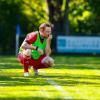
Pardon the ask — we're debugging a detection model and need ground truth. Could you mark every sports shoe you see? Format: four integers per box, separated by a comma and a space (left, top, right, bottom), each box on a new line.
34, 69, 38, 76
24, 72, 29, 77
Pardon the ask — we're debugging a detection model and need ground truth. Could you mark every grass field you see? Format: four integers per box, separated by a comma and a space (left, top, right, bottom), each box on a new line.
0, 55, 100, 100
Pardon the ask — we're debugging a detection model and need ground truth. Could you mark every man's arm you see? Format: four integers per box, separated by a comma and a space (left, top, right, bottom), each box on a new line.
21, 33, 44, 55
45, 35, 52, 56
21, 33, 37, 50
21, 40, 36, 50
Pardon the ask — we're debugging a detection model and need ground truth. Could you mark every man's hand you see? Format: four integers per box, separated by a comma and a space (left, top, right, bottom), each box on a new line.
37, 48, 44, 55
48, 35, 53, 41
45, 35, 52, 56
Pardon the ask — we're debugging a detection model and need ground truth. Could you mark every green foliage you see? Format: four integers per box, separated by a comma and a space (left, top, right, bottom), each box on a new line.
20, 0, 48, 31
0, 0, 22, 54
87, 0, 100, 34
47, 0, 100, 35
69, 0, 96, 35
0, 0, 100, 54
0, 0, 48, 54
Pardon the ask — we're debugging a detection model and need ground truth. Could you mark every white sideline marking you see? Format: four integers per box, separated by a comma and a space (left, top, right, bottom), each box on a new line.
40, 89, 50, 98
40, 71, 73, 100
46, 79, 73, 100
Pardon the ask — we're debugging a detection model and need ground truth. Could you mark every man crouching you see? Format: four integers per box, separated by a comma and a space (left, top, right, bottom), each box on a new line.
18, 23, 54, 76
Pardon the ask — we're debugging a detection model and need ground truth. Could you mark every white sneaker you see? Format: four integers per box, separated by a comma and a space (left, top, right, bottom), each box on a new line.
34, 69, 38, 76
24, 72, 29, 77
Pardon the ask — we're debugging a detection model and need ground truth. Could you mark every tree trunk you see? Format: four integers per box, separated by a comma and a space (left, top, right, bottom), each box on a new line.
47, 0, 70, 35
47, 0, 63, 35
63, 0, 70, 35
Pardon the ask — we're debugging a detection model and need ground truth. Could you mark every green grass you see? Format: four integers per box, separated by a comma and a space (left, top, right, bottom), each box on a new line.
0, 55, 100, 100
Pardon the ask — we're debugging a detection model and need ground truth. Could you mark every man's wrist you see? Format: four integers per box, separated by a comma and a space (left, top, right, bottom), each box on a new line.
35, 46, 38, 50
30, 46, 38, 50
30, 46, 36, 50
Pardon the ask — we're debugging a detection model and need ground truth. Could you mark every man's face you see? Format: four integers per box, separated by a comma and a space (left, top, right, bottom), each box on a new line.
43, 27, 51, 38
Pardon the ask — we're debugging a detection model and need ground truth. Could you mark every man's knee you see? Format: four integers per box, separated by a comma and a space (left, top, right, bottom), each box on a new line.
41, 56, 54, 67
49, 57, 54, 66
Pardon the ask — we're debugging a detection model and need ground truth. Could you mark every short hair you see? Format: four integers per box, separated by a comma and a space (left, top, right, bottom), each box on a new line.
39, 23, 52, 31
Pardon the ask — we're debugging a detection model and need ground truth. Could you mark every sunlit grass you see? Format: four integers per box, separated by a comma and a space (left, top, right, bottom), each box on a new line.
0, 55, 100, 100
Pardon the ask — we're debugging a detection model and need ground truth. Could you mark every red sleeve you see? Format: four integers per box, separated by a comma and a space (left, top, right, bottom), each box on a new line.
26, 32, 37, 44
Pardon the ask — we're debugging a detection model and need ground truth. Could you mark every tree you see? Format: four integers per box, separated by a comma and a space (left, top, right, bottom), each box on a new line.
47, 0, 100, 36
47, 0, 70, 35
88, 0, 100, 34
0, 0, 48, 54
69, 0, 96, 35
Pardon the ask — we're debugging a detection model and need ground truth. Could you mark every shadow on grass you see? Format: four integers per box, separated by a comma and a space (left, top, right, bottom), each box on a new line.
1, 63, 100, 70
53, 55, 100, 63
0, 56, 23, 69
53, 64, 100, 70
0, 56, 100, 70
0, 75, 50, 86
0, 64, 23, 69
0, 97, 86, 100
44, 74, 100, 80
0, 56, 19, 63
0, 73, 100, 87
0, 56, 100, 87
43, 74, 100, 86
54, 79, 100, 86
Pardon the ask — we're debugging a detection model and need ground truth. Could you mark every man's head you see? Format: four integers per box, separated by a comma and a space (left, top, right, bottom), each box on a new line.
39, 23, 52, 38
